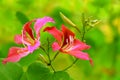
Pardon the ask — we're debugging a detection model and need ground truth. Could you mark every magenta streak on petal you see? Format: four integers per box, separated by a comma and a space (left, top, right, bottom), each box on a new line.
27, 40, 40, 53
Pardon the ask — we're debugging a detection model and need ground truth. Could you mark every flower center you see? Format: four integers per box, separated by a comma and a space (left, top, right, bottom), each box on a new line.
26, 32, 35, 45
62, 35, 74, 52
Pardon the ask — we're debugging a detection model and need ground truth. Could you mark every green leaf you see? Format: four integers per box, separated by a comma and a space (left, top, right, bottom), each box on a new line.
53, 71, 71, 80
20, 72, 28, 80
0, 61, 23, 80
27, 62, 52, 80
16, 11, 29, 25
19, 50, 40, 66
27, 62, 72, 80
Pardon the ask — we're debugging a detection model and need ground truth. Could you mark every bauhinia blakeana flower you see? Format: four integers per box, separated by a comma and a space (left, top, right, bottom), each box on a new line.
44, 25, 92, 65
15, 16, 55, 53
2, 17, 54, 64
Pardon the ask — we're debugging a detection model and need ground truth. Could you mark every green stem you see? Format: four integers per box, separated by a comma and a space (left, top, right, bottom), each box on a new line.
47, 38, 56, 72
39, 46, 49, 58
50, 64, 56, 72
73, 26, 81, 34
51, 52, 59, 62
40, 46, 56, 72
47, 38, 51, 64
63, 59, 78, 71
81, 13, 86, 41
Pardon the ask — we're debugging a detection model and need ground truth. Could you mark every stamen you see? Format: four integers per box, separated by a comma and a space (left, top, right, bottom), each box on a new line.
69, 35, 74, 44
25, 32, 35, 45
66, 39, 68, 43
62, 35, 74, 52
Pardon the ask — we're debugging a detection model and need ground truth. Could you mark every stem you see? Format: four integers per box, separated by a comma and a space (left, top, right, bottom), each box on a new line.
73, 26, 81, 34
50, 64, 56, 72
87, 27, 93, 32
81, 13, 86, 41
63, 59, 78, 71
40, 46, 48, 55
47, 38, 56, 72
63, 13, 86, 71
47, 38, 51, 64
40, 45, 56, 72
51, 52, 59, 62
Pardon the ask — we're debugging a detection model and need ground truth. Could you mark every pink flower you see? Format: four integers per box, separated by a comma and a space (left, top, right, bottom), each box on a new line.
2, 17, 54, 64
15, 16, 54, 53
2, 47, 29, 64
44, 25, 92, 64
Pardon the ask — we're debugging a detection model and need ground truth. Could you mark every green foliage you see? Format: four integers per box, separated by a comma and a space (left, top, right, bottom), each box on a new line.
0, 62, 23, 80
0, 0, 120, 80
27, 62, 71, 80
18, 50, 40, 66
16, 11, 29, 25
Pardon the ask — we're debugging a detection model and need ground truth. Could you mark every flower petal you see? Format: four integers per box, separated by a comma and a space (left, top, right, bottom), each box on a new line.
44, 27, 63, 44
70, 39, 91, 51
62, 24, 75, 37
27, 40, 40, 53
2, 47, 29, 64
67, 50, 90, 60
14, 34, 22, 44
34, 16, 55, 38
22, 21, 35, 45
61, 25, 75, 46
52, 42, 61, 51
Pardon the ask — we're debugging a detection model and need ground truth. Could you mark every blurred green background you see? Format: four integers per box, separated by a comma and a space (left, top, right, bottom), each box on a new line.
0, 0, 120, 80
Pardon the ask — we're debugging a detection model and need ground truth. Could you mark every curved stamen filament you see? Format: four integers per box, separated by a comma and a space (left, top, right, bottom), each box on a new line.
62, 35, 74, 52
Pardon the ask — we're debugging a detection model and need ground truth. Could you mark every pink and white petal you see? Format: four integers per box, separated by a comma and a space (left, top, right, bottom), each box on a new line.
34, 16, 55, 37
2, 47, 29, 64
14, 34, 22, 44
2, 55, 21, 64
52, 42, 61, 51
44, 27, 63, 44
27, 40, 40, 53
67, 51, 90, 60
70, 39, 91, 51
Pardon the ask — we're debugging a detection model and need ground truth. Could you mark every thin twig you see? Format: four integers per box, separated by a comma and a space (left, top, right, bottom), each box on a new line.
63, 58, 78, 71
40, 45, 56, 72
51, 52, 59, 62
47, 38, 56, 72
47, 38, 51, 63
73, 26, 81, 34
